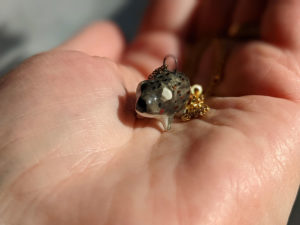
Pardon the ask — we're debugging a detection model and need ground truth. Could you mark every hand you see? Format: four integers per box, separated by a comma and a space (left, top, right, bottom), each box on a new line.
0, 0, 299, 224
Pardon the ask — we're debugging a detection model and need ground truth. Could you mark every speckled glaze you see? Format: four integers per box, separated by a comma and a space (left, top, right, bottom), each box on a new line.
135, 65, 190, 131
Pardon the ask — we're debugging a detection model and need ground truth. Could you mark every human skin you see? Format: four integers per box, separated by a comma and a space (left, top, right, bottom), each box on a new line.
0, 0, 300, 224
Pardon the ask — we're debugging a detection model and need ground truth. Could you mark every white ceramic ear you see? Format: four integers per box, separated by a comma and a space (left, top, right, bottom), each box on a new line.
161, 87, 173, 101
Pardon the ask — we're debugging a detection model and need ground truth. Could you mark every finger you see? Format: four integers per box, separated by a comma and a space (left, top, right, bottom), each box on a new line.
231, 0, 267, 26
195, 0, 237, 37
123, 0, 197, 77
228, 0, 267, 38
213, 0, 300, 99
123, 31, 181, 77
262, 0, 300, 51
57, 21, 125, 60
140, 0, 198, 34
215, 42, 300, 101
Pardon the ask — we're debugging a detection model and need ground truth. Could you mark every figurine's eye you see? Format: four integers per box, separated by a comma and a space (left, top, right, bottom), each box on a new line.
141, 83, 147, 92
136, 98, 147, 112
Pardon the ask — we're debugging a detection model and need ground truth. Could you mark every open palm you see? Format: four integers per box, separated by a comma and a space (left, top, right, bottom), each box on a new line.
1, 0, 300, 224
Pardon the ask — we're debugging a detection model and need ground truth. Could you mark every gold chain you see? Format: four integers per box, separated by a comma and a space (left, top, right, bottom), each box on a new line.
180, 23, 259, 121
181, 39, 229, 121
204, 39, 227, 97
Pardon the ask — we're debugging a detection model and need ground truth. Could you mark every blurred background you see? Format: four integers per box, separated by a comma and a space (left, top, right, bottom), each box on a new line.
0, 0, 148, 75
0, 0, 299, 224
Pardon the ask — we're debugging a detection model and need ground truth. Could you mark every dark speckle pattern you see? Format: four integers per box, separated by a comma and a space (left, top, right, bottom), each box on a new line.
136, 66, 190, 117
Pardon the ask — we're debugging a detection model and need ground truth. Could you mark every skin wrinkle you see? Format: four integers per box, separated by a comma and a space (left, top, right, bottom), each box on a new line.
204, 108, 260, 143
174, 169, 184, 225
257, 123, 299, 188
236, 162, 263, 205
0, 106, 105, 154
214, 175, 239, 225
106, 131, 162, 224
5, 117, 120, 200
21, 153, 117, 224
187, 124, 251, 171
148, 123, 204, 165
270, 54, 300, 100
66, 141, 117, 174
51, 120, 103, 156
0, 87, 118, 129
40, 124, 117, 171
147, 152, 178, 225
129, 129, 161, 169
51, 147, 105, 164
227, 152, 263, 224
268, 117, 300, 178
242, 44, 280, 81
257, 50, 281, 82
86, 153, 130, 223
32, 173, 82, 223
17, 189, 48, 225
102, 190, 114, 225
9, 148, 67, 195
0, 192, 14, 222
203, 176, 235, 224
175, 168, 192, 225
1, 171, 52, 225
281, 49, 300, 76
81, 129, 156, 186
174, 141, 200, 225
107, 176, 132, 224
69, 151, 102, 172
282, 50, 300, 100
97, 148, 145, 225
174, 127, 248, 224
0, 126, 57, 191
81, 153, 115, 171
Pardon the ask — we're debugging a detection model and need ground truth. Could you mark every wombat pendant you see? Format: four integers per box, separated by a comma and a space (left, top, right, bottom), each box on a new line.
135, 55, 209, 131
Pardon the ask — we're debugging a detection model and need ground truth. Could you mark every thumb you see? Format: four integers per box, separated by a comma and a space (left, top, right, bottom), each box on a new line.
56, 21, 125, 61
